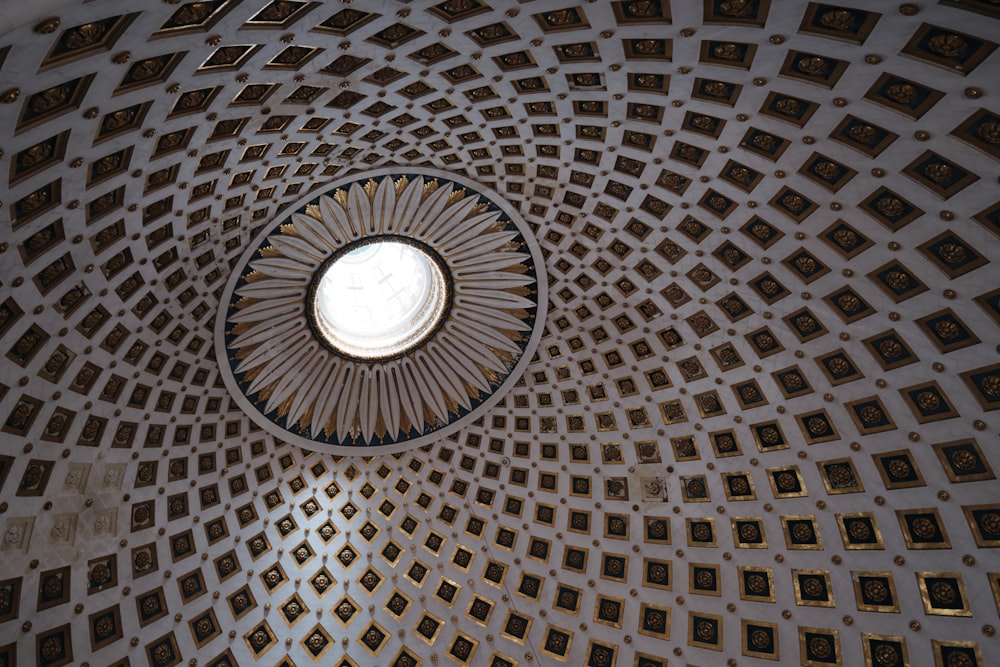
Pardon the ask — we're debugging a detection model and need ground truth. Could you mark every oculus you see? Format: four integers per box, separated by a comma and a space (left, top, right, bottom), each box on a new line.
217, 168, 547, 453
309, 237, 450, 361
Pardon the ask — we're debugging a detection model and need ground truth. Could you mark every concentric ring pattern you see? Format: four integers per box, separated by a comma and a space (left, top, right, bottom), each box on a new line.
0, 1, 999, 666
219, 168, 546, 453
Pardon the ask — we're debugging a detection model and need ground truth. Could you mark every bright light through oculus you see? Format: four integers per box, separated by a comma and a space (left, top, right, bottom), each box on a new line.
310, 238, 449, 360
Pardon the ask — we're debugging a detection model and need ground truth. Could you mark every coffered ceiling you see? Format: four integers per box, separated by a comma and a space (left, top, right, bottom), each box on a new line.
0, 1, 998, 666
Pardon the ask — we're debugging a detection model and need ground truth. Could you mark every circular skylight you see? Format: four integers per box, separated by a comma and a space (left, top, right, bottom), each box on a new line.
218, 168, 547, 452
309, 237, 450, 360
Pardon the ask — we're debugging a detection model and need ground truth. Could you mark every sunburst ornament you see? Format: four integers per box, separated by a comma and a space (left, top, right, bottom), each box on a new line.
215, 168, 548, 454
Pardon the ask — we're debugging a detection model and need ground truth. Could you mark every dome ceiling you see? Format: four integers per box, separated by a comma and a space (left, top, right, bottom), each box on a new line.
0, 1, 998, 666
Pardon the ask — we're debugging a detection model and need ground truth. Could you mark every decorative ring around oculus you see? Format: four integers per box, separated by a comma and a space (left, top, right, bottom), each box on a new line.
215, 167, 548, 454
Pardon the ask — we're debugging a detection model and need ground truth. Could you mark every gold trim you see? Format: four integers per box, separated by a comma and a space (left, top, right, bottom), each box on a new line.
699, 39, 757, 69
767, 466, 807, 498
41, 14, 140, 70
552, 584, 583, 615
738, 566, 775, 603
89, 604, 125, 651
637, 603, 671, 639
742, 618, 779, 660
687, 611, 723, 651
781, 246, 831, 283
266, 45, 324, 70
689, 562, 721, 597
731, 517, 768, 548
866, 259, 928, 303
872, 449, 926, 489
642, 516, 670, 544
227, 585, 258, 621
642, 557, 672, 591
932, 439, 995, 483
900, 22, 997, 75
356, 620, 390, 657
898, 380, 960, 423
959, 363, 1000, 412
599, 552, 629, 583
434, 577, 461, 607
798, 4, 881, 44
916, 571, 972, 616
243, 620, 275, 658
466, 595, 495, 627
821, 286, 873, 324
244, 1, 320, 28
331, 594, 360, 627
781, 515, 823, 550
864, 71, 944, 119
932, 640, 984, 667
798, 626, 841, 667
612, 0, 671, 24
771, 365, 813, 399
793, 569, 835, 608
10, 130, 70, 185
413, 611, 443, 645
603, 513, 630, 540
681, 475, 710, 503
896, 507, 951, 549
404, 560, 429, 588
851, 571, 900, 613
901, 149, 980, 199
989, 573, 1000, 617
721, 470, 757, 502
829, 115, 897, 157
670, 435, 701, 461
584, 639, 618, 667
153, 1, 239, 38
593, 594, 626, 629
703, 0, 772, 26
541, 625, 573, 662
962, 504, 1000, 547
836, 512, 884, 549
817, 457, 865, 494
445, 632, 479, 666
778, 50, 849, 89
795, 409, 840, 444
693, 78, 742, 107
953, 107, 1000, 160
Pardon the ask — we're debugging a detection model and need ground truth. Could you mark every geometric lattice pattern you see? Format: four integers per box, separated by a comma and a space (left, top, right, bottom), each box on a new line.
1, 1, 998, 666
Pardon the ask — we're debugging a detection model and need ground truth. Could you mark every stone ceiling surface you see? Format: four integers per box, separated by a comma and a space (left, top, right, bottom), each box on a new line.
0, 1, 998, 666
